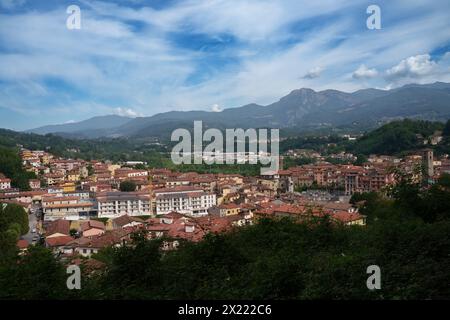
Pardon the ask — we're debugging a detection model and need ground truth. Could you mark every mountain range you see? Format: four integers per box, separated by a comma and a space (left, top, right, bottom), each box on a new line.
27, 82, 450, 140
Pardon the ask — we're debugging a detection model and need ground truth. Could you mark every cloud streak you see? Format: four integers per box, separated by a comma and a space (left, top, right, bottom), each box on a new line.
0, 0, 449, 129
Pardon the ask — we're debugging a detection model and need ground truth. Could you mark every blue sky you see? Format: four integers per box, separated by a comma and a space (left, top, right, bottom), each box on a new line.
0, 0, 450, 130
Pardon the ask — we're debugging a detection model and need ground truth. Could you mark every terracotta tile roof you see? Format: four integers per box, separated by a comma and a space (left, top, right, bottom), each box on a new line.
163, 211, 187, 220
146, 224, 171, 232
145, 217, 160, 224
96, 191, 151, 202
70, 258, 106, 273
256, 202, 323, 217
166, 220, 206, 242
17, 239, 29, 249
45, 219, 70, 236
80, 220, 106, 231
156, 191, 209, 199
90, 232, 126, 248
218, 203, 240, 210
0, 190, 47, 198
112, 214, 144, 228
321, 202, 355, 212
46, 235, 74, 247
69, 229, 133, 249
67, 237, 92, 247
196, 216, 233, 234
45, 202, 94, 209
154, 186, 203, 193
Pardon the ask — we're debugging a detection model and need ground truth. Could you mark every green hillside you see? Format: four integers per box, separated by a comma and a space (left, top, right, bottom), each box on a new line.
0, 129, 168, 164
350, 119, 446, 155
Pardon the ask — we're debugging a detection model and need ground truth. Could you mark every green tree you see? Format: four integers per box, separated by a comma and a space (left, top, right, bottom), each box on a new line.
96, 231, 162, 299
119, 180, 137, 192
0, 245, 68, 299
0, 203, 29, 235
0, 203, 29, 266
87, 164, 94, 176
443, 119, 450, 137
0, 227, 19, 266
354, 154, 368, 166
69, 228, 78, 237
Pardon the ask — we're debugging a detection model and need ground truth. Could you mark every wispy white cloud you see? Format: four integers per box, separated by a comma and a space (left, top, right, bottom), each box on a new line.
0, 0, 25, 9
114, 107, 142, 117
211, 104, 223, 112
303, 67, 324, 80
352, 65, 378, 80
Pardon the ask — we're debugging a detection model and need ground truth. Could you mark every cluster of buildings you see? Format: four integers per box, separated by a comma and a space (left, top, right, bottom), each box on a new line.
4, 146, 450, 259
285, 148, 447, 195
285, 148, 357, 163
38, 210, 252, 259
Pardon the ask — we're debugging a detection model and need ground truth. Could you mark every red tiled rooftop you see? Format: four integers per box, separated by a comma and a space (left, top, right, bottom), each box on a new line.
45, 219, 70, 236
46, 235, 74, 247
218, 203, 240, 209
17, 239, 29, 249
81, 220, 105, 231
154, 186, 203, 193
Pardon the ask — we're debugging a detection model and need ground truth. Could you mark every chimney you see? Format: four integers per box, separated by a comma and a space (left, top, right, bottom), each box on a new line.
185, 224, 195, 233
161, 217, 173, 224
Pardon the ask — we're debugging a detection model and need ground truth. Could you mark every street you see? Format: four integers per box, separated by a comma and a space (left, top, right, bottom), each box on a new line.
22, 206, 39, 244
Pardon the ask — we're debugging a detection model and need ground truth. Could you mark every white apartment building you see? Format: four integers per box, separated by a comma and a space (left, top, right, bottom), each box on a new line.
114, 168, 148, 179
154, 187, 216, 217
96, 192, 152, 218
42, 196, 94, 221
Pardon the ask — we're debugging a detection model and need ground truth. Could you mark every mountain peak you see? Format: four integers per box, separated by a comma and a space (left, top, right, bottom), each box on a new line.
279, 88, 317, 102
399, 81, 450, 90
23, 81, 450, 139
289, 88, 316, 95
27, 114, 133, 135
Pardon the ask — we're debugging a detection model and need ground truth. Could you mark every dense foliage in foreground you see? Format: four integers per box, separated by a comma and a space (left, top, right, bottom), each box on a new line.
0, 176, 449, 300
83, 217, 449, 300
0, 204, 29, 265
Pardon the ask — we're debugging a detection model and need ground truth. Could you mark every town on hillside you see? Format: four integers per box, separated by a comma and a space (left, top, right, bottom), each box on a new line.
2, 145, 448, 265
